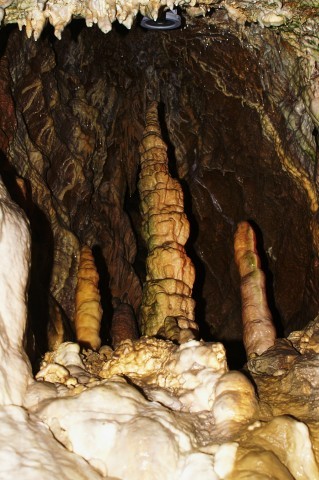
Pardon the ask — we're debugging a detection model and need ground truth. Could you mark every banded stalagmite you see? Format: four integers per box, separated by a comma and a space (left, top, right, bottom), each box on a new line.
74, 245, 102, 350
138, 102, 198, 343
234, 221, 276, 357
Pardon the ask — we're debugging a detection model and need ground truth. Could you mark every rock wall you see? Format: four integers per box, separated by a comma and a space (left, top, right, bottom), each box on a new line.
0, 19, 317, 354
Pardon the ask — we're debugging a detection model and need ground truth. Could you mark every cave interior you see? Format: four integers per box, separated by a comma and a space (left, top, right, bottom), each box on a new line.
1, 16, 318, 370
0, 4, 319, 479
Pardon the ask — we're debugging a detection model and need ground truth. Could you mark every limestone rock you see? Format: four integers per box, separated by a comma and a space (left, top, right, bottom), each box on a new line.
110, 301, 139, 349
0, 5, 318, 480
234, 221, 276, 357
75, 245, 102, 350
138, 102, 198, 341
0, 179, 33, 405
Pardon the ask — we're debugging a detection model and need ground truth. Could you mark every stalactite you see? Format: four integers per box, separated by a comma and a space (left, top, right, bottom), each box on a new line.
234, 221, 276, 357
138, 101, 198, 342
74, 245, 102, 350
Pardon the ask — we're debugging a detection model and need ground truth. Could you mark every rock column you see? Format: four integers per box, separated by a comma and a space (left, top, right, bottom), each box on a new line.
138, 102, 198, 342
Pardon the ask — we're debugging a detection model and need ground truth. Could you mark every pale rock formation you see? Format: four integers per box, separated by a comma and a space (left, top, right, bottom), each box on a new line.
230, 416, 319, 480
0, 404, 102, 480
0, 178, 33, 405
138, 101, 198, 341
0, 176, 100, 478
33, 338, 257, 478
28, 335, 319, 480
35, 380, 221, 479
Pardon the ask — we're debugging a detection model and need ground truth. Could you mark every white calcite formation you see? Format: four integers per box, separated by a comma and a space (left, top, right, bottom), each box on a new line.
0, 175, 318, 479
32, 339, 257, 478
0, 180, 33, 406
1, 0, 316, 41
0, 178, 101, 479
0, 405, 102, 480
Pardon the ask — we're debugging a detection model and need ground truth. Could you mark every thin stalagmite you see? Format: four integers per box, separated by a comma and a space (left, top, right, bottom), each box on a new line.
74, 245, 102, 350
138, 101, 198, 342
234, 221, 276, 357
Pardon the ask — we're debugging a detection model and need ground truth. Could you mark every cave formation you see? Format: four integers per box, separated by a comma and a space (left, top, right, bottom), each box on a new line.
0, 1, 319, 479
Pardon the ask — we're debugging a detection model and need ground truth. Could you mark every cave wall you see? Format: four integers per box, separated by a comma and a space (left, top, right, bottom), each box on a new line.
0, 18, 318, 354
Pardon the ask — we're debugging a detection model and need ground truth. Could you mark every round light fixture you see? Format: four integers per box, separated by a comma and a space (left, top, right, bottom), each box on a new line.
140, 10, 181, 30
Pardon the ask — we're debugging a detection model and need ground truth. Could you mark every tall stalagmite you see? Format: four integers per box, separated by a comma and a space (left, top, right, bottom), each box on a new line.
74, 245, 102, 350
138, 102, 198, 342
234, 221, 276, 357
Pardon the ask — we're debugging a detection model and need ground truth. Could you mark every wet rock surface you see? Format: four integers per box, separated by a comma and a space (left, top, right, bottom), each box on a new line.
0, 17, 317, 356
0, 10, 318, 477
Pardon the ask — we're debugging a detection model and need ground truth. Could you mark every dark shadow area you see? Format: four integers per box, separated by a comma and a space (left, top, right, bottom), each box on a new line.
0, 24, 16, 57
112, 20, 131, 37
37, 23, 58, 46
27, 198, 55, 358
223, 340, 247, 370
65, 18, 87, 41
313, 127, 319, 187
158, 101, 178, 177
182, 178, 211, 340
125, 187, 148, 284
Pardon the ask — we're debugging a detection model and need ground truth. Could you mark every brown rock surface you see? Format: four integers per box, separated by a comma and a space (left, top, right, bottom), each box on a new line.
110, 301, 139, 349
0, 10, 316, 361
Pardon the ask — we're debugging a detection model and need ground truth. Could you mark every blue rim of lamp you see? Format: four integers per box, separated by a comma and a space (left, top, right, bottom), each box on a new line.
140, 10, 182, 30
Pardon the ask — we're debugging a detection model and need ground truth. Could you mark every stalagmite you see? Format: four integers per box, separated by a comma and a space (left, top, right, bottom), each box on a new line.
138, 102, 198, 342
110, 300, 139, 349
74, 245, 102, 350
234, 221, 276, 357
47, 298, 66, 351
47, 295, 74, 351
